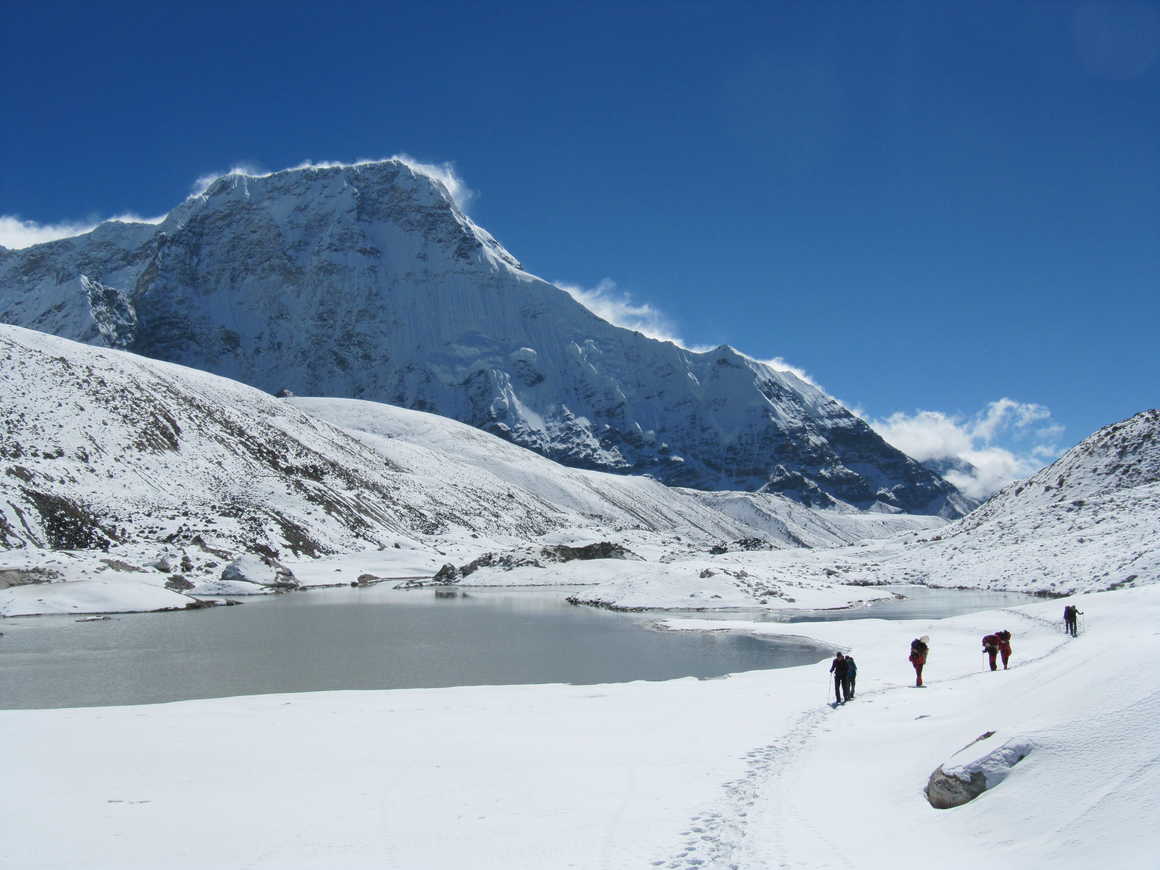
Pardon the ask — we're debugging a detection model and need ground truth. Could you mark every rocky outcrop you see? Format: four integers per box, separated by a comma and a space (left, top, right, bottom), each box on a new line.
432, 563, 460, 584
0, 567, 58, 588
540, 542, 642, 562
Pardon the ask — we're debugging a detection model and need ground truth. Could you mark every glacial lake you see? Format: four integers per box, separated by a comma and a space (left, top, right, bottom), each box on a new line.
0, 585, 1039, 709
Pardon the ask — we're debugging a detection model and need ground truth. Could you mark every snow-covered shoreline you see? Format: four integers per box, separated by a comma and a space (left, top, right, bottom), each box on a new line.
4, 584, 1156, 869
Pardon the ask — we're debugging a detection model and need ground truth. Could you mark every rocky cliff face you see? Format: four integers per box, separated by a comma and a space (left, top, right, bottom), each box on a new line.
0, 160, 969, 516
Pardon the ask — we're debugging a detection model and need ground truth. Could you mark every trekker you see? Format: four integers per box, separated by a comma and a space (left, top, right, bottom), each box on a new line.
829, 652, 849, 704
982, 634, 1000, 671
845, 654, 857, 699
995, 630, 1013, 669
1064, 605, 1082, 637
909, 637, 928, 687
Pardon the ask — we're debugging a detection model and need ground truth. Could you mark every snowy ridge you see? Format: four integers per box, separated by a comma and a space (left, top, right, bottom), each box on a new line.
0, 159, 966, 515
0, 324, 945, 613
571, 410, 1159, 608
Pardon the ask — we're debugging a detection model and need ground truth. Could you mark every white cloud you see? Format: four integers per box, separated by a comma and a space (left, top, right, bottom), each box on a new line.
0, 213, 167, 250
0, 216, 98, 248
871, 399, 1064, 499
943, 447, 1035, 500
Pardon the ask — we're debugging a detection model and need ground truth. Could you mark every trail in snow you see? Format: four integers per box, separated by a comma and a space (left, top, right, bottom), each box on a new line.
658, 606, 1075, 870
657, 704, 829, 870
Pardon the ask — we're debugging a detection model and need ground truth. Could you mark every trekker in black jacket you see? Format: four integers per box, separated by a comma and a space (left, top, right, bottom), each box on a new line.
829, 652, 850, 704
845, 654, 857, 699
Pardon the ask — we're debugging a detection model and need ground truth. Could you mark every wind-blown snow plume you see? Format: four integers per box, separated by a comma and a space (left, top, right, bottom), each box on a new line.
191, 156, 474, 211
871, 399, 1063, 498
555, 279, 686, 345
555, 279, 823, 390
746, 353, 821, 389
3, 157, 474, 252
191, 163, 266, 196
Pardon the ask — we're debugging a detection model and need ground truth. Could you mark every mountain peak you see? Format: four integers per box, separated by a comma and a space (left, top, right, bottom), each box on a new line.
0, 160, 966, 515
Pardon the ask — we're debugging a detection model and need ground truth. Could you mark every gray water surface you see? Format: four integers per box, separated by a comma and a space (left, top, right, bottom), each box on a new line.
0, 585, 1042, 710
0, 586, 826, 709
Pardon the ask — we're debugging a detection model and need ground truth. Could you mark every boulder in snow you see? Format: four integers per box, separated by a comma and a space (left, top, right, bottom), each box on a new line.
220, 555, 299, 590
432, 563, 460, 584
926, 732, 1033, 809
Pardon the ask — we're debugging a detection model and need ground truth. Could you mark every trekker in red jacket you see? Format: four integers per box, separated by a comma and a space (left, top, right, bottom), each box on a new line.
982, 634, 1000, 671
995, 630, 1013, 669
909, 637, 928, 687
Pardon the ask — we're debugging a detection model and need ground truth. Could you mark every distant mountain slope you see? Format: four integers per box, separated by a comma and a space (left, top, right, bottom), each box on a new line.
289, 397, 944, 551
0, 160, 968, 516
954, 409, 1160, 530
861, 410, 1160, 593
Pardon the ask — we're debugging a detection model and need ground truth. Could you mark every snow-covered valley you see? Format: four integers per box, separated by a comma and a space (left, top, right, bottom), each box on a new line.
5, 323, 1153, 621
1, 320, 1156, 867
2, 158, 1158, 870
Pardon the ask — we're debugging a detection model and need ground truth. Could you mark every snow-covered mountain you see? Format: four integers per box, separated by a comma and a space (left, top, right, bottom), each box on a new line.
0, 160, 968, 516
1, 324, 949, 612
562, 410, 1159, 610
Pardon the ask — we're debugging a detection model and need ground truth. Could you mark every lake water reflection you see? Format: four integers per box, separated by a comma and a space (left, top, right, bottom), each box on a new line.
0, 585, 1042, 710
0, 586, 826, 709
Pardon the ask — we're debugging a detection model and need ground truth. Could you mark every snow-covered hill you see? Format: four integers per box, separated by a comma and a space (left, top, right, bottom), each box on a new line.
0, 160, 968, 516
0, 324, 945, 613
954, 408, 1160, 528
872, 409, 1160, 593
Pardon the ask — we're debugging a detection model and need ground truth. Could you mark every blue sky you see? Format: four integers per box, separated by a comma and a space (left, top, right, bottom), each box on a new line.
3, 1, 1157, 494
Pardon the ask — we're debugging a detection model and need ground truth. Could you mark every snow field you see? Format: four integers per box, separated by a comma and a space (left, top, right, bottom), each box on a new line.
668, 588, 1160, 869
4, 585, 1157, 868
